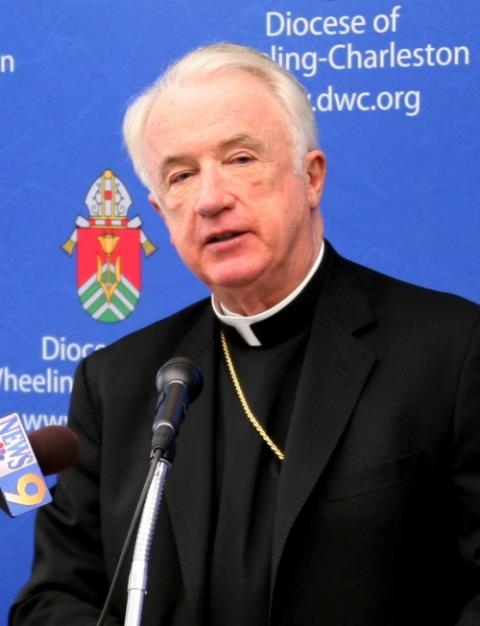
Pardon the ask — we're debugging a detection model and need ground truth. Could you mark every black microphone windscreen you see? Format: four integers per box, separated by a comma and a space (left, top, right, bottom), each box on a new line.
155, 357, 203, 402
28, 426, 80, 476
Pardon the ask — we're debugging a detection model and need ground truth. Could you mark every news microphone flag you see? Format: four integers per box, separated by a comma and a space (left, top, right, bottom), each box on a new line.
0, 413, 52, 517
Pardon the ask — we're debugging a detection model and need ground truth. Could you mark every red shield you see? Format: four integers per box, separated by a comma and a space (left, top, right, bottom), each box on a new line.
76, 226, 141, 323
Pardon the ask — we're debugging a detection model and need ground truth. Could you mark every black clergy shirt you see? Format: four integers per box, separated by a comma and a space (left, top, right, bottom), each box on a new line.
207, 250, 329, 625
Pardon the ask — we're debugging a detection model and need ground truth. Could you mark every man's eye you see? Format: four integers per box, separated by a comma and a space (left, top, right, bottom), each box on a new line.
230, 154, 255, 165
170, 171, 192, 185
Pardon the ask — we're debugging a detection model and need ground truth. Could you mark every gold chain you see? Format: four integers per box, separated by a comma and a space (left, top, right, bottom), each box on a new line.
220, 329, 285, 461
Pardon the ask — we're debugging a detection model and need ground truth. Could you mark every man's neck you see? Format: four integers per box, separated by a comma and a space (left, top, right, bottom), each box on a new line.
212, 241, 325, 346
213, 238, 325, 316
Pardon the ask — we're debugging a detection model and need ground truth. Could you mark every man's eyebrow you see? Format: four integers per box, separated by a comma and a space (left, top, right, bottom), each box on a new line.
219, 133, 265, 153
160, 153, 190, 179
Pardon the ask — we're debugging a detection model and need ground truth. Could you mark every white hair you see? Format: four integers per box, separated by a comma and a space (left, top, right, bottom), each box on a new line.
123, 42, 318, 188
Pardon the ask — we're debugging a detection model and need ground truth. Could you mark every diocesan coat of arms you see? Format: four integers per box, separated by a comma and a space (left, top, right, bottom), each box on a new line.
62, 169, 157, 323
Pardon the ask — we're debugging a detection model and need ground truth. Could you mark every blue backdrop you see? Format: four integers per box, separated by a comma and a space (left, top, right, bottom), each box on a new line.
0, 1, 478, 623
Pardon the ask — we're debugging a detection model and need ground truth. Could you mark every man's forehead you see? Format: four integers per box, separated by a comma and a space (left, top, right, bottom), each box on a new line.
143, 72, 291, 175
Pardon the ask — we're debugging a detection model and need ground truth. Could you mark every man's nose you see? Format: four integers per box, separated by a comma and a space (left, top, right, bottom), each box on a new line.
194, 167, 234, 216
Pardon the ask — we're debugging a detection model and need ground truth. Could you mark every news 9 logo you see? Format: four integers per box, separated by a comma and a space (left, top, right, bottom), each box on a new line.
0, 413, 51, 517
4, 472, 48, 506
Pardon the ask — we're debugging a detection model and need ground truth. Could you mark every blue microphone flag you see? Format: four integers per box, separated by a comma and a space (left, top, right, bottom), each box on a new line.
0, 413, 52, 517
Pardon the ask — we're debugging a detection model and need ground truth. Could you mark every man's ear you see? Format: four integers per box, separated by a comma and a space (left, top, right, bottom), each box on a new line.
304, 150, 327, 211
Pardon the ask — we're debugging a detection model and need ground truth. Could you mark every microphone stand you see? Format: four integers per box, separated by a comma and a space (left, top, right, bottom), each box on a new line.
120, 358, 203, 626
124, 449, 172, 626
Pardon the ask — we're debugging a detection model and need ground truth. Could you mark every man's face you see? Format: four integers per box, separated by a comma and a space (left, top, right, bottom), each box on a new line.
143, 71, 326, 314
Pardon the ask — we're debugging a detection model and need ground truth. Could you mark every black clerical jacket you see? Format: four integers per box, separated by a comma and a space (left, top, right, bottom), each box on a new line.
10, 244, 480, 625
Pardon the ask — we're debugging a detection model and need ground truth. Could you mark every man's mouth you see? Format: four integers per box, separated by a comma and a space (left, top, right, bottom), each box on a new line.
208, 232, 243, 244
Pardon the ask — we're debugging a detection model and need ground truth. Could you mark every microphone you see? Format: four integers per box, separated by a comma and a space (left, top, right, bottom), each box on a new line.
0, 413, 80, 517
151, 357, 203, 454
29, 424, 80, 476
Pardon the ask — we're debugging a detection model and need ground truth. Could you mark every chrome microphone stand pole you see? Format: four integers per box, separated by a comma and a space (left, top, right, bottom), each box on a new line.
124, 453, 171, 626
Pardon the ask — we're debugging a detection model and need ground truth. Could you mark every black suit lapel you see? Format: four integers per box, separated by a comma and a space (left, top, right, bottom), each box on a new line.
164, 308, 216, 626
270, 251, 377, 607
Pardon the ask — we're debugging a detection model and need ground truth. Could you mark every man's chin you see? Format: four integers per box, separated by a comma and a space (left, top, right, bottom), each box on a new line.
199, 255, 267, 286
211, 276, 259, 292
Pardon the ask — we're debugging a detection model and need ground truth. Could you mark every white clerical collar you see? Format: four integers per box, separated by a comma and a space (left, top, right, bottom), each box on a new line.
211, 241, 325, 347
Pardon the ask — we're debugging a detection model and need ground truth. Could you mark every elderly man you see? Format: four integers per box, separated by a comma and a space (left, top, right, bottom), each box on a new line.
10, 43, 480, 625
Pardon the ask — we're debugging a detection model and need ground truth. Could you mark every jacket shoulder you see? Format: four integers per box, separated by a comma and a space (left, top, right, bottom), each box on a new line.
335, 250, 480, 321
84, 297, 212, 370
